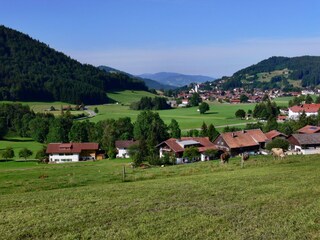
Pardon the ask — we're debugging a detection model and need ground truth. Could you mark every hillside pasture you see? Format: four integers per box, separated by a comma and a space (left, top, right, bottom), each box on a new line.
0, 155, 319, 239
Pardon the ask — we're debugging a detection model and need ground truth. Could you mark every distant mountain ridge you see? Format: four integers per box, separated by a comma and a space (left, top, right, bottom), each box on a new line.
99, 66, 177, 90
0, 25, 147, 104
216, 56, 320, 91
139, 72, 215, 87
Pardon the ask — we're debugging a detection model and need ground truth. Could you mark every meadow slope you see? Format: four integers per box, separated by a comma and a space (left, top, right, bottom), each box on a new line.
1, 156, 319, 239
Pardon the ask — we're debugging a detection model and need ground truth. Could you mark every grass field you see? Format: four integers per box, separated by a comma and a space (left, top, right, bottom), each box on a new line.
1, 155, 319, 239
2, 91, 293, 130
89, 102, 255, 130
107, 90, 157, 106
0, 137, 44, 159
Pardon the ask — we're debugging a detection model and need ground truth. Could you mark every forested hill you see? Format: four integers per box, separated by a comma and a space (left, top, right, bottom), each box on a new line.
220, 56, 320, 90
0, 25, 147, 104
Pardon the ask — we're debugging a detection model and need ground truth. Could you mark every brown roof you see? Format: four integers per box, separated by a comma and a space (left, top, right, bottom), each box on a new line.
289, 133, 320, 145
219, 129, 267, 149
157, 137, 216, 153
265, 130, 287, 140
115, 140, 138, 149
297, 125, 320, 134
289, 104, 320, 113
46, 142, 99, 154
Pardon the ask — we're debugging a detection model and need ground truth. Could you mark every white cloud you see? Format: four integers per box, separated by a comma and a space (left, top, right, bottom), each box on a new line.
66, 37, 320, 77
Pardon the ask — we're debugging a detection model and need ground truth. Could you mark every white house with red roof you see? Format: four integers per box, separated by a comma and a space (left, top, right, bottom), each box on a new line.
288, 104, 320, 120
115, 140, 138, 158
46, 142, 100, 163
156, 137, 217, 163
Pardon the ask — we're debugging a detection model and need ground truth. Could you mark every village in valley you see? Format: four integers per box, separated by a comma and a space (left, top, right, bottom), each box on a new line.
46, 83, 320, 164
2, 1, 320, 238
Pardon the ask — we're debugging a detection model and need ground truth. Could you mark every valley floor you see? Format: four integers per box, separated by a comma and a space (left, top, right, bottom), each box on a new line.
0, 156, 319, 239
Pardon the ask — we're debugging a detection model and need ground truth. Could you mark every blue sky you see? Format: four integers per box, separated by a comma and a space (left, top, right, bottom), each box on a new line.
2, 0, 320, 77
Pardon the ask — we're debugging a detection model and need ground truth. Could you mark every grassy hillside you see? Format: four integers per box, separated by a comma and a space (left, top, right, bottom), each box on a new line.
0, 156, 319, 239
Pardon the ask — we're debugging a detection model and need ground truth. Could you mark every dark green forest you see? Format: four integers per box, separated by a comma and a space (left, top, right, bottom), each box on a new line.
0, 25, 147, 104
220, 56, 320, 90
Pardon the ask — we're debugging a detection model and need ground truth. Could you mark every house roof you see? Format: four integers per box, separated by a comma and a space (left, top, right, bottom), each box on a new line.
265, 130, 287, 140
115, 140, 138, 149
297, 125, 320, 134
157, 137, 216, 153
289, 104, 320, 113
46, 142, 99, 154
218, 129, 268, 149
289, 133, 320, 145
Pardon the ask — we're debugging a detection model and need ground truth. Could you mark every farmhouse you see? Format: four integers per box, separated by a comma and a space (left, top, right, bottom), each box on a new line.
287, 133, 320, 155
213, 129, 268, 156
265, 130, 287, 141
46, 142, 100, 163
115, 140, 138, 158
288, 104, 320, 120
297, 125, 320, 134
156, 137, 217, 163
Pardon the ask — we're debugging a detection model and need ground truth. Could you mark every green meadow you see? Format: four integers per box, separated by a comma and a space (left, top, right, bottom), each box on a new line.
107, 90, 157, 106
4, 91, 297, 131
1, 155, 319, 239
88, 102, 255, 130
0, 137, 44, 159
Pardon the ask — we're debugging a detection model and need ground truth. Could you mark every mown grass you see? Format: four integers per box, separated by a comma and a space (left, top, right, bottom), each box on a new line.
0, 155, 320, 239
0, 137, 44, 159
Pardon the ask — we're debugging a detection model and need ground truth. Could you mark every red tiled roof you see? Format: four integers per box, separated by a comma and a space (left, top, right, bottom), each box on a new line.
219, 129, 268, 149
46, 142, 99, 154
115, 140, 138, 149
297, 125, 320, 134
289, 104, 320, 113
265, 130, 287, 140
157, 137, 216, 153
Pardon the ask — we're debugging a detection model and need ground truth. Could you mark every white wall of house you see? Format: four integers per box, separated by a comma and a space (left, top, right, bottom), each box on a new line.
116, 148, 130, 158
49, 153, 79, 163
288, 109, 317, 120
201, 154, 209, 161
294, 145, 320, 155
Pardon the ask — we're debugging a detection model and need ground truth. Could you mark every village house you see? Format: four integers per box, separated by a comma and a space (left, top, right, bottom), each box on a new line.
287, 133, 320, 155
297, 125, 320, 134
46, 142, 103, 163
213, 129, 268, 156
288, 104, 320, 120
115, 140, 138, 158
156, 137, 217, 163
265, 130, 287, 141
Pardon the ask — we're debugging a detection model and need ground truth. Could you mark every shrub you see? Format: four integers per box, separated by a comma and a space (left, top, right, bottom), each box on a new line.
266, 138, 289, 151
